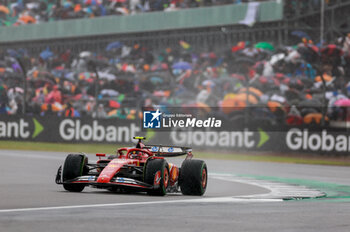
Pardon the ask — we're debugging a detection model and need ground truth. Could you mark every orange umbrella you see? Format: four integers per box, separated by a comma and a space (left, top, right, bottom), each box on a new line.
51, 102, 63, 112
108, 109, 118, 116
0, 5, 10, 15
221, 98, 246, 114
234, 93, 258, 104
19, 15, 36, 24
267, 101, 283, 112
315, 73, 332, 82
303, 113, 328, 124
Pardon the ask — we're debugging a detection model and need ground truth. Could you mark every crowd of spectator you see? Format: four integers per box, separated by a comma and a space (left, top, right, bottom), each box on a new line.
0, 0, 271, 26
1, 33, 350, 126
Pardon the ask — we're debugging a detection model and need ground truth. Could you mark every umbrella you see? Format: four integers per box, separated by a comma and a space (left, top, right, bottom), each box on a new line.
315, 74, 332, 83
84, 0, 100, 5
109, 100, 121, 108
220, 98, 246, 114
241, 48, 259, 57
286, 115, 303, 125
151, 63, 168, 71
267, 101, 284, 113
172, 62, 192, 70
73, 93, 94, 101
150, 76, 164, 84
320, 44, 343, 66
299, 107, 317, 115
64, 72, 75, 81
79, 51, 92, 58
63, 1, 73, 8
18, 15, 36, 24
0, 5, 10, 14
40, 49, 54, 60
179, 40, 191, 50
153, 90, 171, 97
116, 7, 129, 15
303, 113, 328, 124
108, 109, 118, 117
97, 71, 116, 81
8, 87, 24, 94
231, 41, 246, 52
100, 89, 119, 97
269, 94, 286, 104
270, 53, 285, 65
106, 41, 123, 51
320, 44, 343, 57
254, 42, 275, 51
334, 99, 350, 107
78, 72, 95, 82
41, 102, 63, 112
202, 80, 215, 87
233, 93, 258, 104
291, 30, 311, 40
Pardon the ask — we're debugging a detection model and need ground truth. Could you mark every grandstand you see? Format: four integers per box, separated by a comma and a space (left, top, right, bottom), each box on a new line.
0, 0, 349, 128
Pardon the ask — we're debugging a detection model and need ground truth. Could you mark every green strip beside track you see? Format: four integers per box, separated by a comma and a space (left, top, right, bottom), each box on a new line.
1, 141, 350, 166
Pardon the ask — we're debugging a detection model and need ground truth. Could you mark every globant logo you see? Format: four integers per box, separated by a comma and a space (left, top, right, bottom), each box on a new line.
170, 128, 269, 148
143, 110, 162, 129
286, 128, 350, 152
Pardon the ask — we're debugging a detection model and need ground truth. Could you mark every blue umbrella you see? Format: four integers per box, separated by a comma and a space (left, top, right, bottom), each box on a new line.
150, 76, 164, 84
291, 30, 311, 40
106, 41, 123, 51
40, 48, 53, 60
172, 61, 192, 70
63, 2, 73, 8
7, 49, 19, 57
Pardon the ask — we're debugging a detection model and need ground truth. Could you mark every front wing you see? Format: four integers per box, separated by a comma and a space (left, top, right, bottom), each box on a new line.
56, 167, 153, 190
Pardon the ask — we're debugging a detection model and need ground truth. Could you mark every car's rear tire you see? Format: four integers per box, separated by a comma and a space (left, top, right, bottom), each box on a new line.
144, 159, 169, 196
179, 159, 207, 196
62, 154, 88, 192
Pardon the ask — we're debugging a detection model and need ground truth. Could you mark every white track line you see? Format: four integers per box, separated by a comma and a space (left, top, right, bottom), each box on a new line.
0, 151, 63, 160
0, 197, 282, 213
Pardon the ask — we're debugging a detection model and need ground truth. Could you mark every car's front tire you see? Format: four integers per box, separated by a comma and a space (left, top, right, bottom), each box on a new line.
179, 159, 207, 196
62, 154, 88, 192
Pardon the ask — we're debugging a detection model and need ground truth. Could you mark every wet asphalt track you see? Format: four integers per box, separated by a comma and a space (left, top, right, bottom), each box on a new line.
0, 150, 350, 232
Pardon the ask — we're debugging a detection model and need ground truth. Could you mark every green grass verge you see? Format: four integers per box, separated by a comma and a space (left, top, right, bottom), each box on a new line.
1, 140, 350, 166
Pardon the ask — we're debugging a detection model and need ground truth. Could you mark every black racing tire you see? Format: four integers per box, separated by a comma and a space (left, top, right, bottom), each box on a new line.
179, 159, 207, 196
62, 154, 88, 192
144, 159, 169, 196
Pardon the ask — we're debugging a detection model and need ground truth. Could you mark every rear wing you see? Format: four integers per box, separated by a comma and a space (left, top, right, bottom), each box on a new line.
144, 145, 192, 157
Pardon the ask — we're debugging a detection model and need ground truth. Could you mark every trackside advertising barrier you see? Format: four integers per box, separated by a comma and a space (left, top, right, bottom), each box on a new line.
0, 115, 349, 155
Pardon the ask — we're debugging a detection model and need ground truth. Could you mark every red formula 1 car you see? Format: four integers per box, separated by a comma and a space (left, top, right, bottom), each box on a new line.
55, 137, 207, 196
